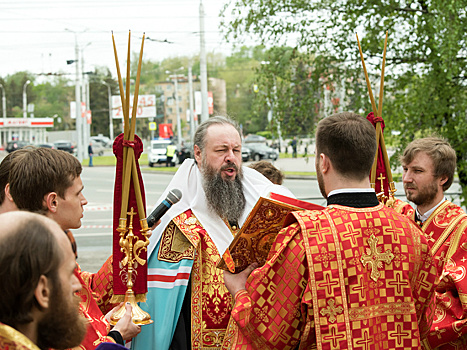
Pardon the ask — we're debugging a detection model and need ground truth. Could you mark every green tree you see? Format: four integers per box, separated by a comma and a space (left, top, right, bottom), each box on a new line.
222, 0, 467, 201
217, 46, 265, 134
88, 67, 119, 138
33, 76, 74, 129
0, 72, 36, 118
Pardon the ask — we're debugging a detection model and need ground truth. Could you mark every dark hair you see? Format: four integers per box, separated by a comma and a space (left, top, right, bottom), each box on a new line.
400, 137, 456, 191
249, 160, 284, 185
193, 116, 242, 153
0, 149, 29, 205
0, 213, 62, 326
316, 112, 377, 180
9, 148, 82, 214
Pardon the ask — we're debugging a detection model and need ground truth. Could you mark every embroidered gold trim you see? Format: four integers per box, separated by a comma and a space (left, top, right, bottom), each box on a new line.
429, 205, 467, 256
0, 323, 40, 350
421, 200, 450, 231
158, 221, 195, 263
348, 301, 416, 320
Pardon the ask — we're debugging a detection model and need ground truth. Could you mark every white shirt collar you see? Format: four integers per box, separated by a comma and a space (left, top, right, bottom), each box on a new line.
328, 188, 375, 197
416, 197, 446, 223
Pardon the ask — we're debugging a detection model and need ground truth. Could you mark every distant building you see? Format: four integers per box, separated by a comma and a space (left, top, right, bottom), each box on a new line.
155, 76, 226, 140
0, 118, 54, 148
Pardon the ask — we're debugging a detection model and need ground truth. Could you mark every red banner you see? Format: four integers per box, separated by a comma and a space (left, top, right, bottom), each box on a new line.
112, 133, 147, 299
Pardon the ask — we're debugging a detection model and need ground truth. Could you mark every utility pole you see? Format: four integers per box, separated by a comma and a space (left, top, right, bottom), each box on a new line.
103, 82, 114, 141
22, 80, 30, 119
0, 84, 6, 119
74, 35, 84, 161
188, 64, 195, 141
81, 43, 91, 146
199, 0, 209, 123
171, 75, 182, 148
0, 83, 6, 146
66, 28, 87, 161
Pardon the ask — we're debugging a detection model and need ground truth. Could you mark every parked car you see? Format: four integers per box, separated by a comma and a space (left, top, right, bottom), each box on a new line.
36, 142, 55, 149
241, 146, 251, 162
246, 142, 279, 161
148, 139, 173, 167
53, 140, 76, 154
90, 142, 105, 156
91, 136, 113, 148
6, 140, 31, 153
244, 134, 267, 144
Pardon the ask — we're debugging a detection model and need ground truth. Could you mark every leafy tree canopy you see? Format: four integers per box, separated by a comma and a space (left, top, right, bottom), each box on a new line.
222, 0, 467, 201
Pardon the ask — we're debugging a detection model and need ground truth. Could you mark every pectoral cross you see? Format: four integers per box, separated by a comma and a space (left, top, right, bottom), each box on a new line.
361, 234, 394, 282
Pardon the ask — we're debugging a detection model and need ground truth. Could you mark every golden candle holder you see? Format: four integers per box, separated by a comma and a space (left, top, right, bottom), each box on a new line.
110, 208, 153, 325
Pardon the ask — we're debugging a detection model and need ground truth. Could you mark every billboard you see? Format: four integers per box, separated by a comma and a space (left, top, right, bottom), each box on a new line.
112, 94, 156, 119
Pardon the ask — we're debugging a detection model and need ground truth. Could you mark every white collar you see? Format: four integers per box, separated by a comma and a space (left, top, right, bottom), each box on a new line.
147, 159, 295, 257
328, 188, 375, 197
416, 197, 447, 223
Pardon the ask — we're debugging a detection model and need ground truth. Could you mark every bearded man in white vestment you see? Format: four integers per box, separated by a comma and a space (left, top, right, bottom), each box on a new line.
131, 116, 293, 350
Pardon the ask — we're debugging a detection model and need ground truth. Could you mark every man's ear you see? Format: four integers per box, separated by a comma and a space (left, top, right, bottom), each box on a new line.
34, 275, 51, 309
194, 144, 202, 164
44, 192, 58, 213
4, 183, 14, 203
438, 175, 448, 188
320, 153, 331, 174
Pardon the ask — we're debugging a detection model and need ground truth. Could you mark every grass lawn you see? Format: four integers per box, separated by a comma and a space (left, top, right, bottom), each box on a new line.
82, 153, 178, 171
83, 154, 402, 179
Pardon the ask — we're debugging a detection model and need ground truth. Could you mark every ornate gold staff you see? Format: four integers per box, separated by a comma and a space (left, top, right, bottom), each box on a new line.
356, 31, 396, 206
110, 31, 152, 325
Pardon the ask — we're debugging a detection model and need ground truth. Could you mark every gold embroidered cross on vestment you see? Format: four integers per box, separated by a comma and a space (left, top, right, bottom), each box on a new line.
320, 299, 343, 323
361, 234, 394, 282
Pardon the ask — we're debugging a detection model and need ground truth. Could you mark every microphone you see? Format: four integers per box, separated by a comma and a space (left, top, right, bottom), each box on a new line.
146, 189, 182, 227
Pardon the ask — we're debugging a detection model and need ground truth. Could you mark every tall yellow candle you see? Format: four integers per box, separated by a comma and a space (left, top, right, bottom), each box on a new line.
378, 31, 388, 120
130, 33, 145, 142
112, 31, 127, 118
356, 33, 378, 116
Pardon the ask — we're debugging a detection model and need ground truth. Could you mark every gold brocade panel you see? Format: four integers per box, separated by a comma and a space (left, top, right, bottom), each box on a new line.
297, 204, 437, 349
159, 210, 235, 350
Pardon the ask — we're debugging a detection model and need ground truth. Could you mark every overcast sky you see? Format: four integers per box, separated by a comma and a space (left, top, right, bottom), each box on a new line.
0, 0, 241, 79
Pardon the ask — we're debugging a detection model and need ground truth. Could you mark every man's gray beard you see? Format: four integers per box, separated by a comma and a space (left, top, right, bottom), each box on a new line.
202, 160, 246, 224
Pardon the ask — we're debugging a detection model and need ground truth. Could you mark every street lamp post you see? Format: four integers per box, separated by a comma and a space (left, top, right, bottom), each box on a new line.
66, 28, 87, 162
23, 80, 31, 119
103, 82, 114, 141
0, 83, 6, 119
81, 42, 92, 145
166, 68, 184, 148
0, 83, 6, 146
199, 0, 209, 123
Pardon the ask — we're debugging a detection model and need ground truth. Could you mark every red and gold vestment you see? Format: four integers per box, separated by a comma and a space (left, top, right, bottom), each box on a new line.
158, 209, 236, 349
397, 200, 467, 349
393, 198, 415, 218
75, 260, 116, 350
230, 204, 438, 349
0, 323, 39, 350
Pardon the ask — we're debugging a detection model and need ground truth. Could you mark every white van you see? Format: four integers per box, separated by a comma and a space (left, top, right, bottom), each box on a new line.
148, 139, 175, 167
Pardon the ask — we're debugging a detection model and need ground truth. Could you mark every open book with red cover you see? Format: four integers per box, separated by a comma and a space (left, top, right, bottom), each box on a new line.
217, 192, 324, 273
